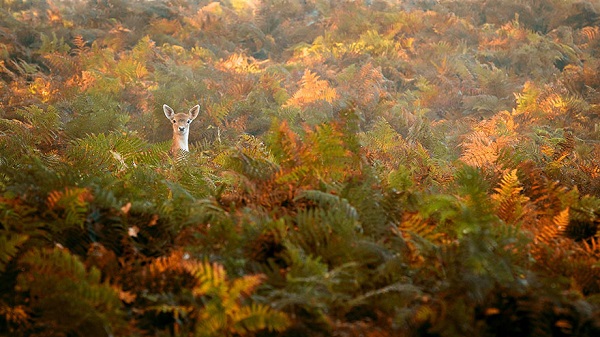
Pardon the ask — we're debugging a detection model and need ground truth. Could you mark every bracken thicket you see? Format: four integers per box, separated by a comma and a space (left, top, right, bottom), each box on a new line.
2, 0, 600, 336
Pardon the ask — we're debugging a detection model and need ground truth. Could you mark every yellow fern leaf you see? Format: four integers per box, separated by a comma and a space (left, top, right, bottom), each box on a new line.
554, 207, 570, 232
399, 212, 442, 243
185, 260, 228, 297
536, 208, 569, 245
581, 26, 600, 42
284, 69, 338, 107
492, 169, 530, 224
460, 131, 497, 168
147, 251, 186, 275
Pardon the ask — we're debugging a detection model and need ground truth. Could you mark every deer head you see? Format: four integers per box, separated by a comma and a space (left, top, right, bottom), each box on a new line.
163, 104, 200, 155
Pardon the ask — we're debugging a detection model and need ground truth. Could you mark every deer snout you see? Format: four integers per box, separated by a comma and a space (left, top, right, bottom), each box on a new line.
178, 126, 186, 132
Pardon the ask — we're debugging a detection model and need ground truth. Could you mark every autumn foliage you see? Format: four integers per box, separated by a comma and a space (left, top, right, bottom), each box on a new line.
2, 0, 600, 336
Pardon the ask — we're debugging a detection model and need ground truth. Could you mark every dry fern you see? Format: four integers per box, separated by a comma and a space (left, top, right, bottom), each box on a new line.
492, 169, 530, 224
285, 69, 338, 108
535, 208, 569, 246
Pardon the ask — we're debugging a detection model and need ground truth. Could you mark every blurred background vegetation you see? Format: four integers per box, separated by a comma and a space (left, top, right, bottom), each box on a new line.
1, 0, 600, 336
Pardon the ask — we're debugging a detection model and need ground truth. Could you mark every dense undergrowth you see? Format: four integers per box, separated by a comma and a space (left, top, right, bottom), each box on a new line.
1, 0, 600, 336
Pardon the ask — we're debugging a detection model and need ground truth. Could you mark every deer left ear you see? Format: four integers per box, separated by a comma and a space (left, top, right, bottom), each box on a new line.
163, 104, 175, 119
189, 105, 200, 121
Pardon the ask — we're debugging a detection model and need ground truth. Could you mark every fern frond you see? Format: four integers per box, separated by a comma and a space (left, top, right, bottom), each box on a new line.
268, 119, 302, 168
570, 255, 600, 295
38, 32, 70, 54
4, 105, 62, 151
186, 259, 228, 297
43, 52, 78, 77
230, 274, 265, 299
288, 208, 333, 257
462, 94, 500, 114
147, 304, 193, 315
514, 81, 541, 116
0, 233, 28, 272
398, 212, 442, 244
342, 179, 391, 237
284, 69, 338, 108
72, 35, 90, 55
552, 131, 574, 162
0, 119, 36, 157
460, 130, 497, 168
146, 251, 289, 335
581, 237, 600, 256
231, 303, 290, 334
46, 187, 92, 229
132, 142, 171, 166
554, 207, 570, 232
114, 58, 148, 82
64, 93, 129, 138
146, 251, 186, 275
67, 132, 158, 175
536, 208, 569, 246
298, 190, 358, 220
274, 165, 309, 184
491, 169, 530, 224
337, 62, 388, 112
17, 248, 126, 336
220, 134, 279, 181
303, 123, 353, 181
518, 161, 571, 217
580, 26, 600, 43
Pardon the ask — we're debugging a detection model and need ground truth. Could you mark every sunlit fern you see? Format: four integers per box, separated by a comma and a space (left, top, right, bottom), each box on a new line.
142, 251, 290, 336
491, 169, 530, 225
285, 69, 338, 108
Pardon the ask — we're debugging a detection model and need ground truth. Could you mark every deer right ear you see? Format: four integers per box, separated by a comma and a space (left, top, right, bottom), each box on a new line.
163, 104, 175, 119
188, 105, 200, 121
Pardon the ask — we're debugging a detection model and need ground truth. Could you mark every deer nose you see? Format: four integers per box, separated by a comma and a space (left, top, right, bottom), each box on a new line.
178, 126, 186, 132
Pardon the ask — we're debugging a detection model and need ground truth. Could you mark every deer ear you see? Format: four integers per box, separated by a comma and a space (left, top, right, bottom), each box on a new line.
163, 104, 175, 119
189, 105, 200, 121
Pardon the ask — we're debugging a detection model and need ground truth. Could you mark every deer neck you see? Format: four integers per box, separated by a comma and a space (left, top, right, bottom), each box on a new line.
172, 131, 189, 153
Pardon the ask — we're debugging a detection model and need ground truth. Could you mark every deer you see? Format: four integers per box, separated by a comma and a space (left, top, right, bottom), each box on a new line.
163, 104, 200, 155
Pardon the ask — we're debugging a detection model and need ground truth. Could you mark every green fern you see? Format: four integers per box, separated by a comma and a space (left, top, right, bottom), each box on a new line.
46, 187, 92, 230
38, 32, 71, 54
215, 134, 278, 181
0, 233, 28, 273
64, 93, 129, 138
16, 248, 127, 337
16, 105, 61, 145
340, 178, 391, 238
298, 189, 358, 220
230, 302, 291, 335
0, 105, 61, 156
462, 94, 501, 114
285, 196, 365, 267
264, 243, 345, 330
66, 131, 162, 175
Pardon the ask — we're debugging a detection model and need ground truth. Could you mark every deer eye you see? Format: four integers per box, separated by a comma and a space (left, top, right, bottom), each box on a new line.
172, 120, 176, 123
187, 120, 191, 124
